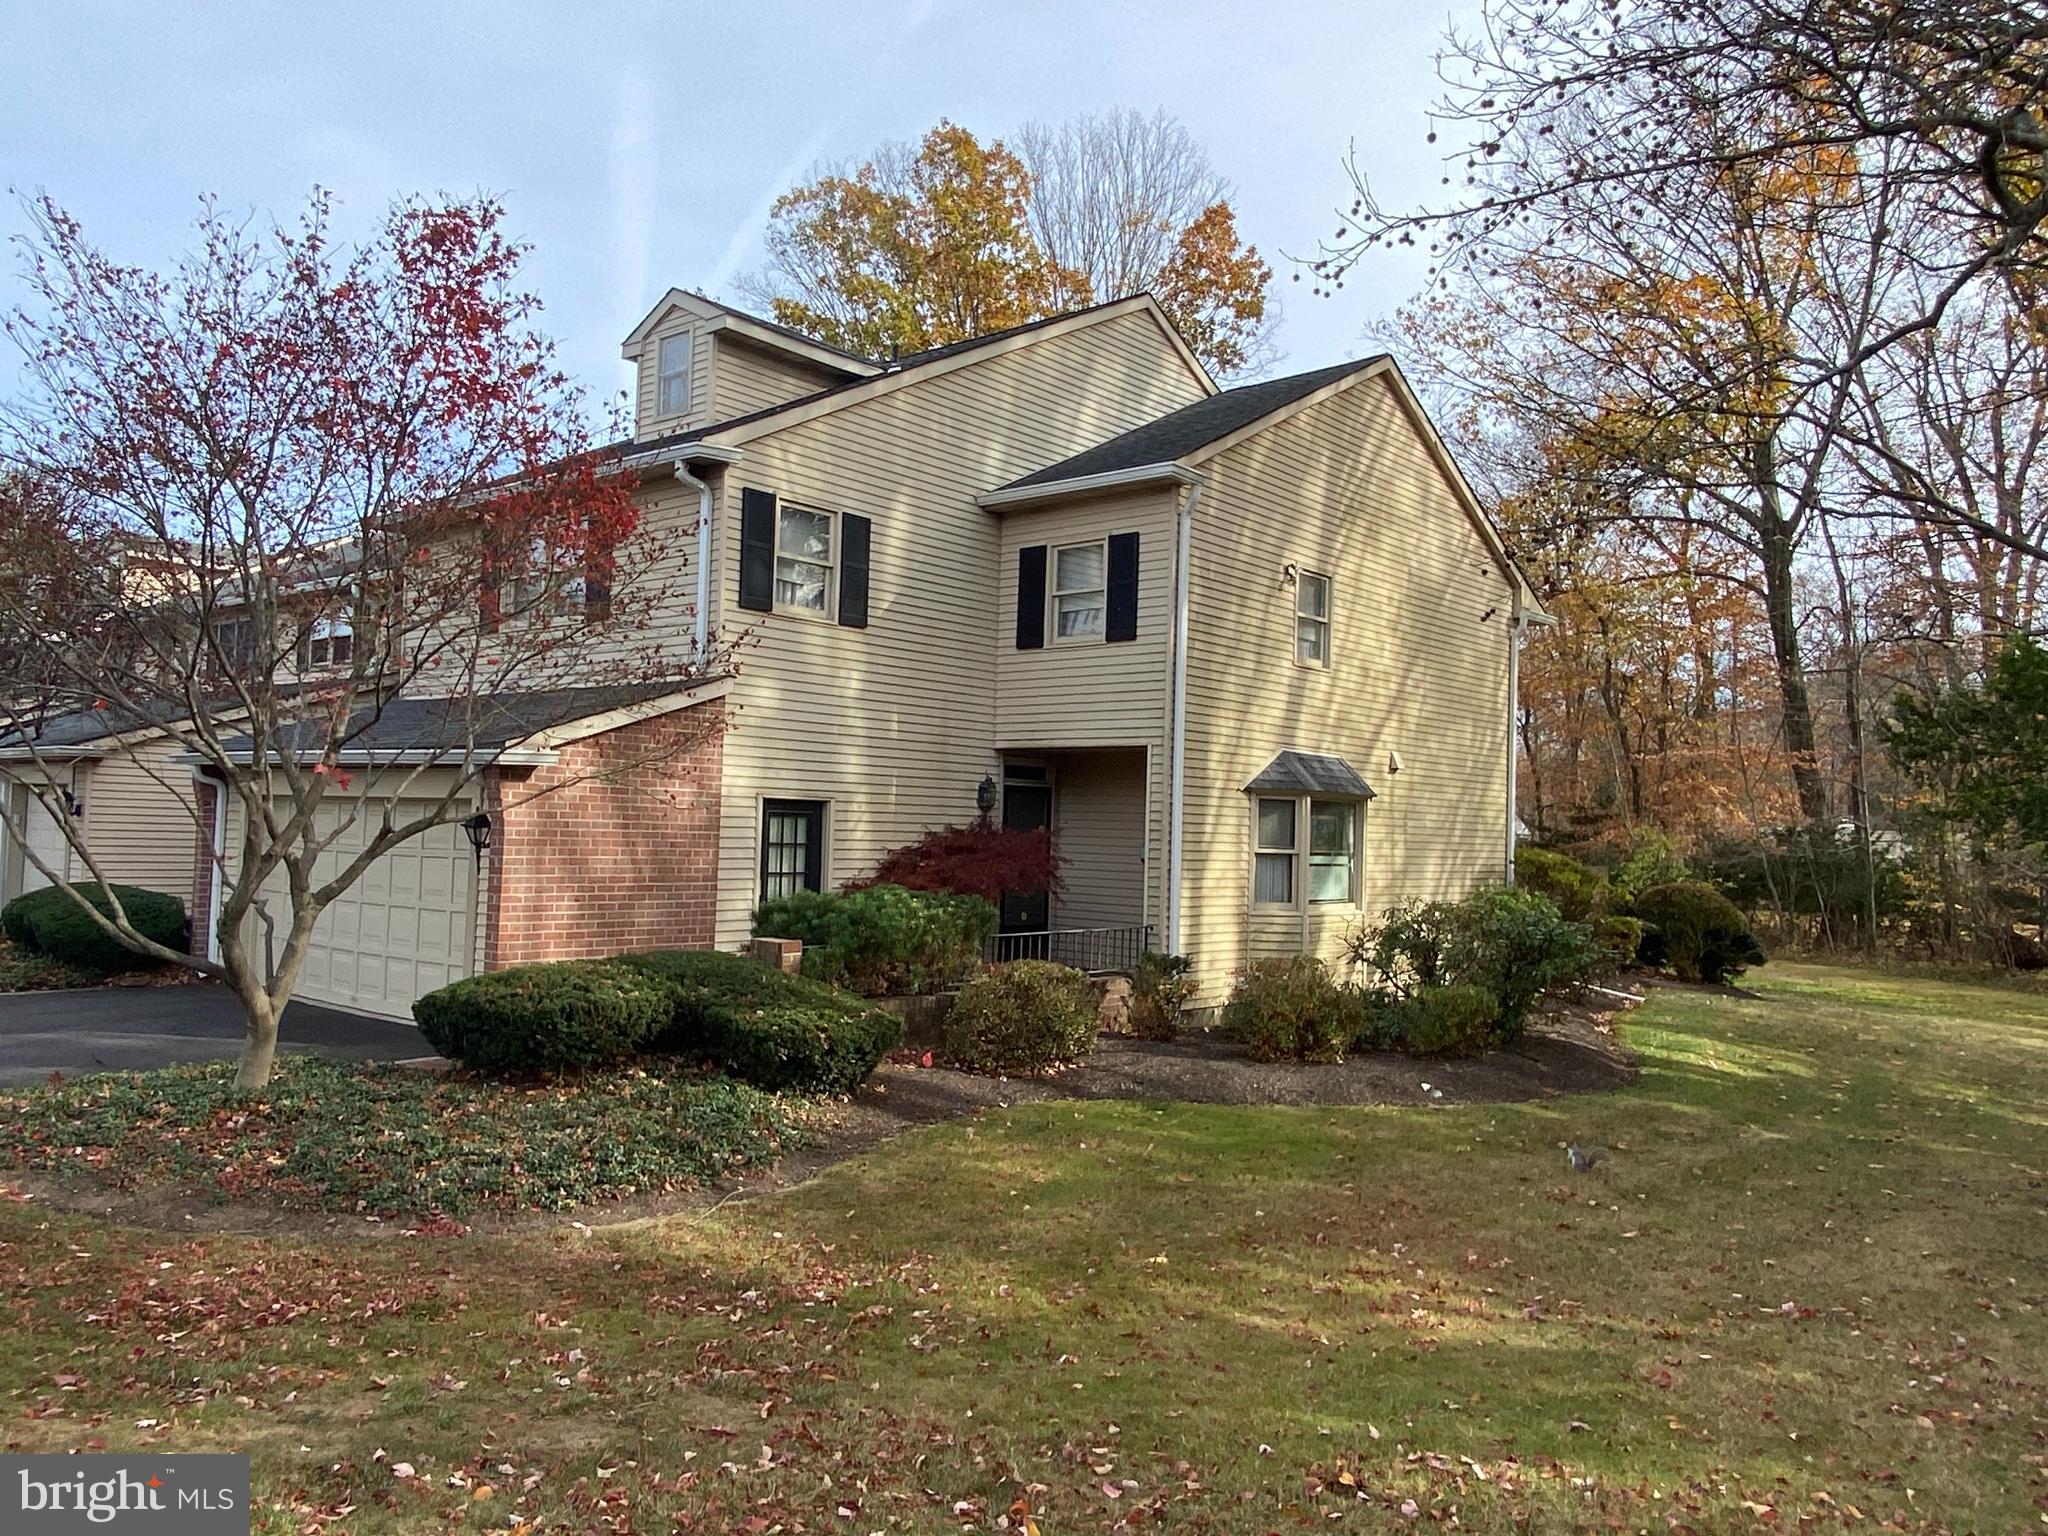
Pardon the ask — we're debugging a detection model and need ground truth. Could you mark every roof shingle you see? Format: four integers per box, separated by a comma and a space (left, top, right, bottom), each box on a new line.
1001, 357, 1386, 490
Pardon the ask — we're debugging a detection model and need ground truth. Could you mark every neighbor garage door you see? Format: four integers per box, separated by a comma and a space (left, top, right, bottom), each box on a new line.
255, 798, 476, 1020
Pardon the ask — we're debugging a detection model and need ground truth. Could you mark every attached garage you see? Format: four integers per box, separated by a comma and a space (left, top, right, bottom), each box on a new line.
197, 682, 731, 1025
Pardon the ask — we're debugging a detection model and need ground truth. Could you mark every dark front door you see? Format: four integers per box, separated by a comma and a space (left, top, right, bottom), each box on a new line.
999, 777, 1052, 934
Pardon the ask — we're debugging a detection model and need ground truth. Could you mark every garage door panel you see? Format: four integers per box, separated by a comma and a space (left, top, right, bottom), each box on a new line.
250, 797, 475, 1021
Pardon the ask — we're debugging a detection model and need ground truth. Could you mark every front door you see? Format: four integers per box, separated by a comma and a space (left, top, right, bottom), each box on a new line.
999, 774, 1052, 934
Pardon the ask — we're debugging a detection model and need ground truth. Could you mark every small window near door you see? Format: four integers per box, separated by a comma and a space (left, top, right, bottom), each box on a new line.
1052, 541, 1107, 640
656, 331, 692, 416
760, 799, 826, 900
1296, 571, 1332, 665
1308, 799, 1358, 903
1253, 797, 1296, 905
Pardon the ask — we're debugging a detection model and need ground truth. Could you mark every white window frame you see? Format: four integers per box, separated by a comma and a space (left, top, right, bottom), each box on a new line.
1050, 539, 1108, 644
507, 536, 586, 618
1295, 570, 1332, 667
1252, 796, 1298, 908
774, 504, 836, 619
656, 331, 693, 417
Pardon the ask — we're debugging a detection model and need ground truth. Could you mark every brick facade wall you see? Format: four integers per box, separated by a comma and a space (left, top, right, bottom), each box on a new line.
483, 700, 725, 968
189, 777, 218, 960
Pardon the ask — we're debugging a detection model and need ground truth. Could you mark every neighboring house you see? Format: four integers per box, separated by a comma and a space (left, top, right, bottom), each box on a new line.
0, 709, 199, 908
147, 286, 1542, 1021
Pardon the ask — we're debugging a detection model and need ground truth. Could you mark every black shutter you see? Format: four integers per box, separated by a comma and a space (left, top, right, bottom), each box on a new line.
583, 536, 614, 623
1105, 531, 1140, 643
738, 488, 777, 613
1015, 544, 1047, 649
838, 513, 871, 628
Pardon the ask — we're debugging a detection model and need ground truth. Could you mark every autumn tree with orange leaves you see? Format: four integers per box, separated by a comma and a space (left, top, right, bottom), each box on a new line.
746, 112, 1275, 378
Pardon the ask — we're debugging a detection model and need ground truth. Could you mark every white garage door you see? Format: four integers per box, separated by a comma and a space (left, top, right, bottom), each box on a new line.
258, 799, 476, 1021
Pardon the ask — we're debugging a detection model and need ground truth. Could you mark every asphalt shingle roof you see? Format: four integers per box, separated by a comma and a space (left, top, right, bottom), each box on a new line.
1243, 750, 1377, 800
1001, 357, 1386, 490
223, 681, 703, 759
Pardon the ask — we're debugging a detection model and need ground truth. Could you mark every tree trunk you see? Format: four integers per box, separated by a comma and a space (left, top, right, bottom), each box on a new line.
1759, 524, 1828, 823
234, 989, 280, 1090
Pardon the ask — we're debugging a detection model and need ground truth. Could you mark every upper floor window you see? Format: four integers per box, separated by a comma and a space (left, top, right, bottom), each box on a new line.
656, 331, 692, 417
1296, 570, 1331, 666
307, 616, 354, 669
1052, 541, 1107, 640
775, 505, 835, 614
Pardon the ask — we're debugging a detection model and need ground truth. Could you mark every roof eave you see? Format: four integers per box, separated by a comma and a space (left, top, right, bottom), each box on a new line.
976, 462, 1203, 511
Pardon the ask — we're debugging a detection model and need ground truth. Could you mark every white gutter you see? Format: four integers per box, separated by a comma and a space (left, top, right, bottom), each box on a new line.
177, 747, 562, 769
976, 461, 1204, 512
1165, 470, 1209, 956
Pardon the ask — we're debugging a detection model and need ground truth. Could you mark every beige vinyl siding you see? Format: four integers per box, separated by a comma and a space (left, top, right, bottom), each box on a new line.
79, 737, 200, 894
708, 306, 1210, 945
1177, 371, 1515, 1005
710, 337, 845, 421
630, 309, 716, 439
994, 488, 1176, 748
1047, 748, 1150, 929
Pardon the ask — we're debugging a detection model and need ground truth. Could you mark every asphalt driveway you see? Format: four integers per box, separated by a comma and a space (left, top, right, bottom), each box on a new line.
0, 985, 436, 1085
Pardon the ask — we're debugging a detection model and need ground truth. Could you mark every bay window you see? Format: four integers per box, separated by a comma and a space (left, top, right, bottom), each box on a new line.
1250, 794, 1362, 908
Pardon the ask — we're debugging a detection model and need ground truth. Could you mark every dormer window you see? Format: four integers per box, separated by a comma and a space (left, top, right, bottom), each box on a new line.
656, 332, 692, 416
307, 616, 353, 669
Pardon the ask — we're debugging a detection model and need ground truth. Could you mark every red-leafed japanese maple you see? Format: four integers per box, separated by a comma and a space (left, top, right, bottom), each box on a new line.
0, 192, 728, 1088
850, 820, 1062, 906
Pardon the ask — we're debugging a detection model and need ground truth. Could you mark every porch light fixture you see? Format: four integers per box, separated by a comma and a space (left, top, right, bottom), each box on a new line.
461, 811, 493, 864
976, 774, 998, 815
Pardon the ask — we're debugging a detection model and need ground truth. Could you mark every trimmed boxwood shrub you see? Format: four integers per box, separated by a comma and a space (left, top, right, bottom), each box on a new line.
1399, 982, 1506, 1057
1353, 885, 1598, 1041
1591, 914, 1647, 972
1633, 881, 1765, 984
943, 960, 1097, 1073
413, 960, 674, 1074
1223, 956, 1366, 1063
1513, 846, 1610, 923
0, 883, 186, 971
752, 883, 997, 996
617, 948, 901, 1094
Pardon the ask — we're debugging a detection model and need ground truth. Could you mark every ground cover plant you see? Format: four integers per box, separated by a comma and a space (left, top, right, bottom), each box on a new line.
0, 964, 2043, 1530
0, 1056, 808, 1216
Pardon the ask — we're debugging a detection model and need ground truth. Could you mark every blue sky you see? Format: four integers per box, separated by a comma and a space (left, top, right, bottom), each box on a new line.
2, 0, 1468, 408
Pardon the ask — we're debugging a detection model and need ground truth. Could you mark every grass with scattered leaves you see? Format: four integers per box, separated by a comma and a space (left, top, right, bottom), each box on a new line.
2, 963, 2044, 1531
0, 1056, 812, 1216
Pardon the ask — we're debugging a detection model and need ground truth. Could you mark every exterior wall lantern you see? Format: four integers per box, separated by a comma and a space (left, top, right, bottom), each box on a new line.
976, 774, 998, 816
461, 811, 493, 866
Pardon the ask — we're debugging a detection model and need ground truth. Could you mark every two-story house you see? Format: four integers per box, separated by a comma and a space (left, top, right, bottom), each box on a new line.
173, 288, 1542, 1019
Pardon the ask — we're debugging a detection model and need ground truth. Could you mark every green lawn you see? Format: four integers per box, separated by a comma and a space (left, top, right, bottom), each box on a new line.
3, 963, 2044, 1531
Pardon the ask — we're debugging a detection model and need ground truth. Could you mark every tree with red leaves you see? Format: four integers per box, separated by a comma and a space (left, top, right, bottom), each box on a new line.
851, 820, 1062, 907
0, 192, 726, 1088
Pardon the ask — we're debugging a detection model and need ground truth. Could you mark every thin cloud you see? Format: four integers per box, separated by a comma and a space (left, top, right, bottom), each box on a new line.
705, 123, 834, 298
607, 62, 657, 325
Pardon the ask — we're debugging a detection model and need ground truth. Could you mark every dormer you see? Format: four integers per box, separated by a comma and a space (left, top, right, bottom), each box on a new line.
622, 290, 881, 441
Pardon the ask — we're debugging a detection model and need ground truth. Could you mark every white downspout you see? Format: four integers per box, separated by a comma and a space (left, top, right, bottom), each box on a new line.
1165, 471, 1207, 955
1505, 599, 1527, 883
673, 461, 714, 659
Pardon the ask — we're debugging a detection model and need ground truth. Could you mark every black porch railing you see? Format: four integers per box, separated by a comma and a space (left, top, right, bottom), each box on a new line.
983, 924, 1154, 974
